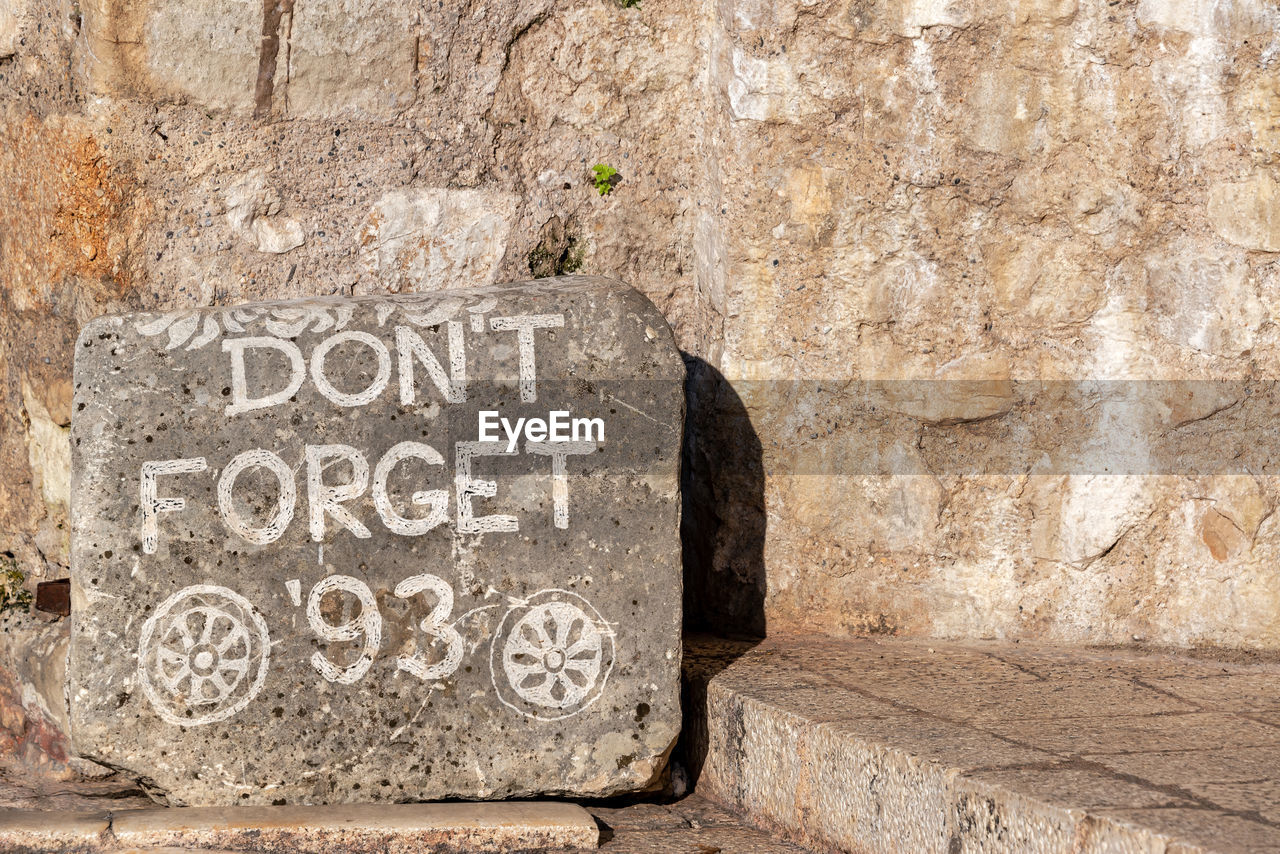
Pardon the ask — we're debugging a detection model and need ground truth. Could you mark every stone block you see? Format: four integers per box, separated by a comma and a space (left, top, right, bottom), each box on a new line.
1208, 173, 1280, 252
359, 189, 519, 293
80, 0, 417, 118
0, 807, 109, 852
0, 0, 19, 59
68, 277, 684, 805
686, 636, 1280, 854
110, 802, 599, 852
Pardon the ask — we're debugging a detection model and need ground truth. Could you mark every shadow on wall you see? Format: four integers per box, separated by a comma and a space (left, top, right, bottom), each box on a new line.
680, 355, 766, 640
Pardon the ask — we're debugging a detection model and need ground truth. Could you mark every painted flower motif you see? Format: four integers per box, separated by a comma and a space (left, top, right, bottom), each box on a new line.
134, 305, 354, 349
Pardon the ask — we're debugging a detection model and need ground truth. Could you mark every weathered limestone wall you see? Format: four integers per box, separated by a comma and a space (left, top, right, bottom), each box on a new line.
3, 0, 1280, 674
704, 0, 1280, 647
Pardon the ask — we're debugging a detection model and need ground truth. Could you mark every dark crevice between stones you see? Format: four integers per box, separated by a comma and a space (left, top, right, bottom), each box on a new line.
528, 216, 585, 279
253, 0, 296, 119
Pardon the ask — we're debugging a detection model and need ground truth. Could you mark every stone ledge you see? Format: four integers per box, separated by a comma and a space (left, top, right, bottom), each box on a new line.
0, 801, 598, 853
684, 635, 1280, 854
0, 807, 111, 852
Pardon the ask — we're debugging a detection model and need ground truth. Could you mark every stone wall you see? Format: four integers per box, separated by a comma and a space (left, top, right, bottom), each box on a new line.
3, 0, 1280, 673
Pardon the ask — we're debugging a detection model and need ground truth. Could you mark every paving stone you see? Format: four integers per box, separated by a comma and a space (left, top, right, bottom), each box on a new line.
1093, 808, 1280, 853
1145, 673, 1280, 712
110, 801, 598, 852
68, 278, 685, 805
687, 636, 1280, 854
1191, 780, 1280, 823
587, 793, 765, 832
962, 766, 1191, 810
865, 675, 1199, 722
1089, 745, 1280, 785
985, 647, 1245, 682
0, 807, 109, 852
818, 714, 1062, 769
979, 712, 1280, 755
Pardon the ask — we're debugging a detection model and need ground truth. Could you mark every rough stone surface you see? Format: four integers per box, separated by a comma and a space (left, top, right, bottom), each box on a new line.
0, 807, 110, 851
110, 802, 599, 852
0, 791, 802, 854
5, 0, 1280, 777
686, 635, 1280, 854
68, 277, 684, 805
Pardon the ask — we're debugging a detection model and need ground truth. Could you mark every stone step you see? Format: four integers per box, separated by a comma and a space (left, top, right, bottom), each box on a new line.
684, 635, 1280, 854
0, 793, 812, 853
0, 801, 599, 852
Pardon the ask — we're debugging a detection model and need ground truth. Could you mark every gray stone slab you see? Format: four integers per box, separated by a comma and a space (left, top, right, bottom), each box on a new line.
69, 276, 684, 805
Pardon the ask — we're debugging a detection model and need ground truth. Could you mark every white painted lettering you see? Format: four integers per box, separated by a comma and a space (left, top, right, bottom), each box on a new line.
395, 323, 466, 405
489, 313, 564, 402
372, 441, 448, 535
307, 574, 381, 684
217, 449, 296, 544
501, 417, 525, 453
525, 417, 547, 443
573, 416, 605, 442
455, 441, 519, 534
140, 458, 208, 554
223, 337, 305, 416
549, 410, 570, 442
526, 440, 597, 529
306, 444, 372, 541
310, 331, 391, 407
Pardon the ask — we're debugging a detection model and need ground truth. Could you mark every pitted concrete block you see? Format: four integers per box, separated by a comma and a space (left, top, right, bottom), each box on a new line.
69, 277, 683, 805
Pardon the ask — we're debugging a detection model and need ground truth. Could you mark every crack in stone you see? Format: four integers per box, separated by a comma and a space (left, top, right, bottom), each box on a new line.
253, 0, 296, 120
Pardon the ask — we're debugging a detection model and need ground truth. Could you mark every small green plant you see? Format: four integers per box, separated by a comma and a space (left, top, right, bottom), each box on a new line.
592, 163, 619, 196
617, 0, 640, 7
0, 556, 31, 615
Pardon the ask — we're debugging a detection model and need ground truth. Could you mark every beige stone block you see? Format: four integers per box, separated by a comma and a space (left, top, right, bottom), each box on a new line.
0, 0, 21, 58
988, 238, 1104, 326
772, 468, 944, 555
1192, 474, 1269, 561
877, 352, 1016, 425
963, 67, 1046, 157
0, 807, 109, 850
963, 767, 1189, 809
79, 0, 260, 111
725, 47, 824, 123
21, 379, 70, 515
286, 0, 416, 119
1208, 174, 1280, 252
359, 188, 518, 293
1028, 475, 1158, 568
1092, 745, 1280, 785
1240, 68, 1280, 161
687, 637, 1280, 853
111, 802, 599, 852
947, 781, 1080, 854
1191, 780, 1280, 823
894, 0, 968, 37
804, 723, 956, 853
1144, 673, 1280, 712
1137, 0, 1277, 38
1145, 237, 1261, 357
821, 714, 1060, 769
79, 0, 416, 118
